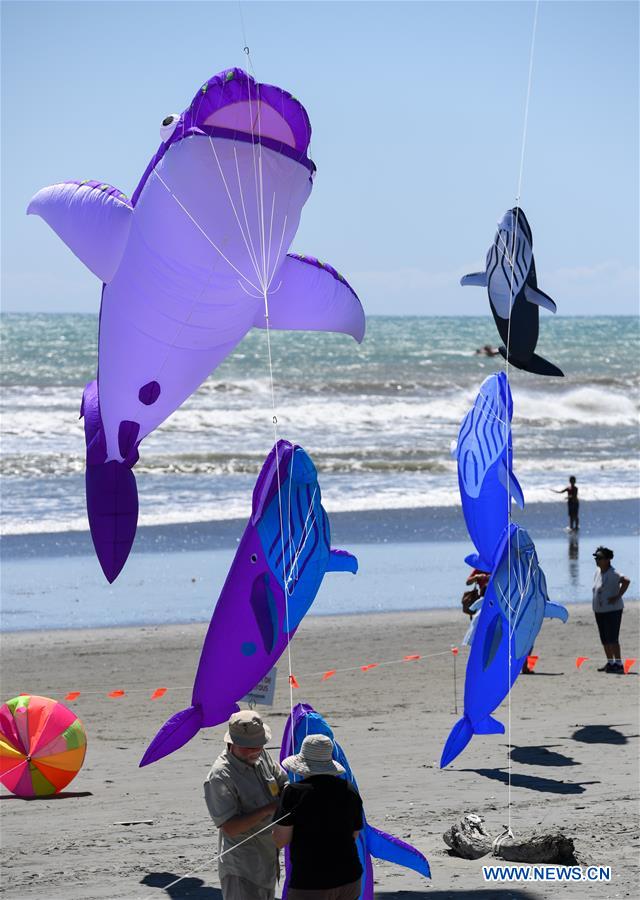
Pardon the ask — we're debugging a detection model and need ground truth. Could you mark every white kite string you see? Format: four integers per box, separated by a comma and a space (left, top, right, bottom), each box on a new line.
136, 812, 291, 898
504, 0, 540, 839
240, 43, 298, 756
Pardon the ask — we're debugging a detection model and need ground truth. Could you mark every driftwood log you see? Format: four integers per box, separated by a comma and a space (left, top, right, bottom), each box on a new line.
443, 814, 493, 859
493, 830, 576, 863
444, 814, 576, 863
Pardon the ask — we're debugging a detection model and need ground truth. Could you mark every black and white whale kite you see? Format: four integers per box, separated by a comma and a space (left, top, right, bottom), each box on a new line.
461, 208, 563, 377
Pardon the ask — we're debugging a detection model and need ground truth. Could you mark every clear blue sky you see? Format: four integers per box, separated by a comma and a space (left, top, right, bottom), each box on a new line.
2, 0, 638, 314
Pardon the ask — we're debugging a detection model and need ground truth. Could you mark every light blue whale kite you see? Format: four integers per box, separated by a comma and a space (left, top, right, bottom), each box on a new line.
440, 524, 568, 768
453, 372, 524, 572
281, 703, 430, 897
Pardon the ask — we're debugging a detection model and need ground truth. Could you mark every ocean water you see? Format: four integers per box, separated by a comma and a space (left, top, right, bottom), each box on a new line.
1, 314, 639, 537
2, 535, 637, 632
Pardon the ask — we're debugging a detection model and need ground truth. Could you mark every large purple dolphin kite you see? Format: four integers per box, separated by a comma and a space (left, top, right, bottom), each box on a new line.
28, 68, 365, 582
140, 441, 357, 767
280, 703, 431, 898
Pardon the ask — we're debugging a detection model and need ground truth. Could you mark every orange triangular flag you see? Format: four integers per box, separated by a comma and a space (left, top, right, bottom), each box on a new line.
527, 655, 539, 671
361, 664, 378, 672
403, 655, 421, 661
451, 647, 459, 656
108, 690, 125, 698
623, 658, 637, 674
288, 675, 300, 688
576, 656, 589, 669
151, 688, 167, 700
65, 691, 81, 701
321, 670, 337, 681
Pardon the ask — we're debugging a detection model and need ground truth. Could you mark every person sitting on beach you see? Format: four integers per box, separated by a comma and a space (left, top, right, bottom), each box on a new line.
204, 710, 287, 900
552, 476, 579, 531
592, 547, 630, 674
273, 734, 363, 900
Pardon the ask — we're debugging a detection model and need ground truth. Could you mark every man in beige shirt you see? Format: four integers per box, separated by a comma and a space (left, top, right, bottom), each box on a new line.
204, 710, 288, 900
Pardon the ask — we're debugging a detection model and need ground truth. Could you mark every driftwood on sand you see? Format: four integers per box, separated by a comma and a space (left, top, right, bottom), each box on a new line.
444, 814, 576, 863
443, 814, 493, 859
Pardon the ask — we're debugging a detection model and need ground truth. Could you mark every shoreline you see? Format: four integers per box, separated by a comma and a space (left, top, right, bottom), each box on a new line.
2, 498, 638, 560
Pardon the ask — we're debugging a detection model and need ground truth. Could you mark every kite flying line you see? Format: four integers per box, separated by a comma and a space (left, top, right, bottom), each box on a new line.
503, 0, 541, 838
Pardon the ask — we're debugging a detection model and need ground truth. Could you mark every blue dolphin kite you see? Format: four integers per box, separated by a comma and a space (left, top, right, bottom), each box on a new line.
140, 442, 357, 767
461, 207, 563, 377
453, 372, 525, 571
440, 524, 568, 768
281, 703, 431, 897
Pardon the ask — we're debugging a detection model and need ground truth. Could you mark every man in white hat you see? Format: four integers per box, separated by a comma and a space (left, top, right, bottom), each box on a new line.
204, 710, 288, 900
273, 734, 363, 900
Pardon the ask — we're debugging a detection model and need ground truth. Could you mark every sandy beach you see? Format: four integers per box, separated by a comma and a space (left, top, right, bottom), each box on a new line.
2, 603, 638, 899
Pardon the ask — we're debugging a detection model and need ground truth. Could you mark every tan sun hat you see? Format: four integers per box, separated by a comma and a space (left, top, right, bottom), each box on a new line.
224, 710, 271, 748
281, 734, 345, 777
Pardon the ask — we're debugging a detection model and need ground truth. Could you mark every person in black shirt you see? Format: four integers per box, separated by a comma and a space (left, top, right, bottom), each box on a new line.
552, 475, 579, 531
272, 734, 363, 899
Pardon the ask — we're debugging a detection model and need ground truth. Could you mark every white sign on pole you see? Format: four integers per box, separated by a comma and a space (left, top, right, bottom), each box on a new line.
242, 668, 277, 707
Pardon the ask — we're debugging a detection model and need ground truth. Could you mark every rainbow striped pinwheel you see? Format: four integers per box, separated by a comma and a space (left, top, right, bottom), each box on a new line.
0, 695, 87, 797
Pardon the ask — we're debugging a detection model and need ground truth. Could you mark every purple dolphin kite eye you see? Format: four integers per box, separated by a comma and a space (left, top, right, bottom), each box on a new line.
160, 114, 179, 142
27, 67, 366, 583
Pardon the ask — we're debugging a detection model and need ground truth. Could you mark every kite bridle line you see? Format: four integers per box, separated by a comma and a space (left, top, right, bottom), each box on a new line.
149, 37, 312, 756
240, 40, 311, 759
503, 0, 540, 839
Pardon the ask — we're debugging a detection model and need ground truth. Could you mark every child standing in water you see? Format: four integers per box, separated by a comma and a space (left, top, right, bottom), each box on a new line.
552, 475, 579, 531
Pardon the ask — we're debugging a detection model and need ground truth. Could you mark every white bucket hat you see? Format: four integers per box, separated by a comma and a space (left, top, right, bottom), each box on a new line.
281, 734, 345, 777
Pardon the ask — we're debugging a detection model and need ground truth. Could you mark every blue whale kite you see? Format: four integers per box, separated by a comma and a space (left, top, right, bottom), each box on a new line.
28, 68, 365, 583
140, 441, 357, 767
440, 524, 568, 768
453, 372, 524, 572
461, 207, 563, 377
281, 703, 430, 897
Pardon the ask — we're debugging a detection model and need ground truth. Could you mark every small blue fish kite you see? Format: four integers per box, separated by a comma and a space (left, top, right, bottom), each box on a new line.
453, 372, 524, 572
440, 524, 568, 768
281, 703, 430, 897
461, 207, 563, 377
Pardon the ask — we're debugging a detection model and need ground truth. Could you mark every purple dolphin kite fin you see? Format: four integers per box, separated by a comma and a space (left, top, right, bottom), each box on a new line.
280, 703, 430, 899
80, 380, 139, 583
140, 441, 357, 767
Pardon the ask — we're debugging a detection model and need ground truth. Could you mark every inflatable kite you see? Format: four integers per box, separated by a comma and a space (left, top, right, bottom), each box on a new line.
281, 703, 430, 897
28, 68, 366, 583
0, 694, 87, 797
140, 441, 357, 767
460, 207, 563, 377
440, 524, 568, 768
453, 372, 524, 572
